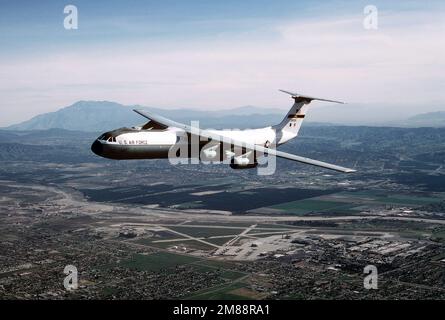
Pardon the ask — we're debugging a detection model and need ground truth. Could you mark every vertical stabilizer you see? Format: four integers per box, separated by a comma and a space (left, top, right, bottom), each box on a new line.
273, 90, 344, 145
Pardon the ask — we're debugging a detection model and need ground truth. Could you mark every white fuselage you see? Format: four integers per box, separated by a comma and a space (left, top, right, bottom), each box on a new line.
115, 129, 179, 146
207, 127, 276, 146
114, 127, 276, 146
91, 126, 280, 160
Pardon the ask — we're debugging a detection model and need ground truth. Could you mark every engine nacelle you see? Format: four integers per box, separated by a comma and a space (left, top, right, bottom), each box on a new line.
233, 155, 251, 166
230, 152, 258, 169
203, 148, 217, 159
230, 163, 258, 169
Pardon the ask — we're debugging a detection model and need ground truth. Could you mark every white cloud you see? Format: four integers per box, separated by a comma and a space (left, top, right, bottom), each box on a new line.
1, 9, 444, 126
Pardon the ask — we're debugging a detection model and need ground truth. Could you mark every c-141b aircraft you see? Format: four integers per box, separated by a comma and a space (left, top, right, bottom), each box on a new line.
91, 90, 356, 173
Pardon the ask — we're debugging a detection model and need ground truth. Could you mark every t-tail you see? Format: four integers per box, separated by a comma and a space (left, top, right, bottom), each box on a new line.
273, 90, 344, 145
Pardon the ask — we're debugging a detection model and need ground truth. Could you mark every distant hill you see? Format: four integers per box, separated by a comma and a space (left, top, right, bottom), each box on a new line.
2, 126, 445, 183
6, 100, 445, 131
7, 101, 139, 132
6, 101, 287, 132
401, 111, 445, 127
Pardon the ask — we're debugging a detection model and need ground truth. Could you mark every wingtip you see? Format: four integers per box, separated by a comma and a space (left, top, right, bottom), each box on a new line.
133, 108, 147, 115
279, 89, 297, 96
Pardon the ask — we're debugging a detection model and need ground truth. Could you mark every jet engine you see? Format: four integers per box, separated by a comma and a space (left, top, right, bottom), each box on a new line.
203, 147, 217, 159
229, 162, 258, 169
229, 151, 258, 169
201, 145, 219, 160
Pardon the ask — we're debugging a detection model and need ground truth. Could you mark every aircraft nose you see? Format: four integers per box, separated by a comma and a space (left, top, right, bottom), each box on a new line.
91, 140, 103, 156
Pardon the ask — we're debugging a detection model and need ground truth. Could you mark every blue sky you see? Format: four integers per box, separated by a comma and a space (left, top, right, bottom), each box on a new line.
0, 0, 347, 52
1, 0, 444, 125
1, 0, 439, 51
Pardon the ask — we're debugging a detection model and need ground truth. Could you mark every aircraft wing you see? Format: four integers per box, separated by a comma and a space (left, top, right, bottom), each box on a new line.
133, 109, 356, 173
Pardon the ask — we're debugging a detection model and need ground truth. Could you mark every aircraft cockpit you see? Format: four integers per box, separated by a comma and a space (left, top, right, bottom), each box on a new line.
98, 132, 117, 143
98, 127, 139, 143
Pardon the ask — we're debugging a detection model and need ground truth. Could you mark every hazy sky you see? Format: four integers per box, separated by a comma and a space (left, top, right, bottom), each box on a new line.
1, 0, 444, 126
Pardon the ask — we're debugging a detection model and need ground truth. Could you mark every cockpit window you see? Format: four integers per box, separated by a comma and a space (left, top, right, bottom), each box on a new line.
99, 128, 138, 142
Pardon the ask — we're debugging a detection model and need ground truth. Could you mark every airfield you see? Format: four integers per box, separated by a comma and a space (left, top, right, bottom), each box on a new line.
1, 125, 445, 299
1, 155, 445, 299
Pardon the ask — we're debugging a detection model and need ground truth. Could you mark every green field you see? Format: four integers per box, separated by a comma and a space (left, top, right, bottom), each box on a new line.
197, 259, 237, 269
219, 270, 247, 281
185, 281, 252, 300
431, 228, 445, 243
196, 260, 245, 279
119, 252, 249, 298
336, 191, 443, 205
119, 252, 244, 275
268, 191, 444, 215
189, 263, 246, 281
119, 252, 201, 272
203, 236, 234, 246
270, 199, 357, 214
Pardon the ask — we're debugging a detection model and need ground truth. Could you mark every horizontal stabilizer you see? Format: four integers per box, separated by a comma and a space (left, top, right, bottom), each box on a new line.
279, 89, 345, 104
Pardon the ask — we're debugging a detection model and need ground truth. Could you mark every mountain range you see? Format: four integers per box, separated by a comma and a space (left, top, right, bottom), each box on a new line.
5, 100, 445, 132
6, 101, 286, 132
398, 111, 445, 128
